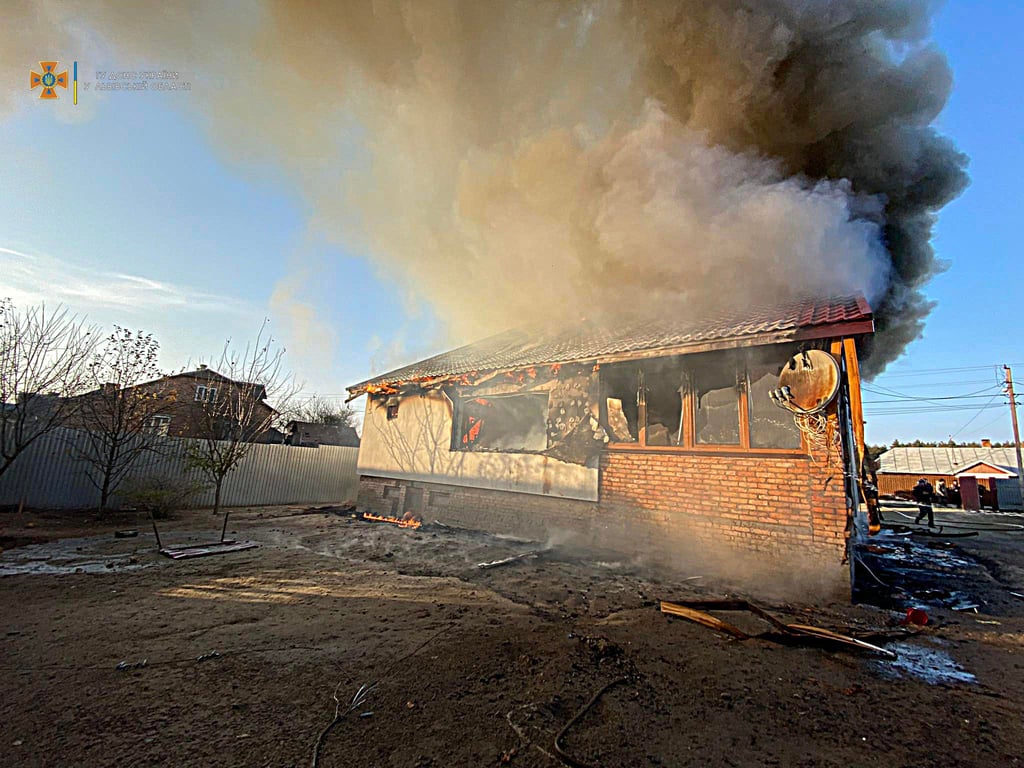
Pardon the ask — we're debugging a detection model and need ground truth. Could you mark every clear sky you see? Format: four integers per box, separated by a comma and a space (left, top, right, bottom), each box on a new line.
0, 3, 1020, 444
863, 2, 1024, 446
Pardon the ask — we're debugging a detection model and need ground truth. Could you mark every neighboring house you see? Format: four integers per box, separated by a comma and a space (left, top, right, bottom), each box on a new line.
877, 444, 1022, 510
347, 296, 875, 590
285, 421, 360, 448
260, 427, 288, 445
67, 365, 278, 441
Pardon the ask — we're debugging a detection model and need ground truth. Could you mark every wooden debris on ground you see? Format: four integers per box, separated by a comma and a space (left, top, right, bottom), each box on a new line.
659, 599, 897, 658
159, 540, 259, 559
477, 550, 548, 570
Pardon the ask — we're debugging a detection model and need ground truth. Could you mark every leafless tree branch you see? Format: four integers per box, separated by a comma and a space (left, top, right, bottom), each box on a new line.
185, 320, 299, 535
0, 300, 100, 478
66, 327, 173, 510
288, 395, 358, 429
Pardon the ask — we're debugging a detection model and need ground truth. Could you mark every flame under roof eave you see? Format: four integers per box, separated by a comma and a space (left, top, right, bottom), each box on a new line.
345, 314, 874, 400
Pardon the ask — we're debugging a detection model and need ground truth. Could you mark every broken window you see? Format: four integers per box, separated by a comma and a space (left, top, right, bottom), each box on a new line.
455, 393, 549, 452
748, 364, 802, 449
601, 347, 806, 453
642, 359, 685, 446
693, 356, 740, 445
602, 363, 640, 442
386, 397, 400, 421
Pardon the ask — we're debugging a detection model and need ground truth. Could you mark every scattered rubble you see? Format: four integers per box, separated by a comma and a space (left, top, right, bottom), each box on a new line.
3, 505, 1024, 766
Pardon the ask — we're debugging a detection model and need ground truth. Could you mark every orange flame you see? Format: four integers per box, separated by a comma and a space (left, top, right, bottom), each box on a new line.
362, 512, 422, 529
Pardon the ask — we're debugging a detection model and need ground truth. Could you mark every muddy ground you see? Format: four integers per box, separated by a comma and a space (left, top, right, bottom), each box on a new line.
2, 505, 1024, 768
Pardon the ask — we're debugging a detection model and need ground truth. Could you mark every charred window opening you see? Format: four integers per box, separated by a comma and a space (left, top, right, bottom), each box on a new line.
693, 355, 741, 445
455, 393, 549, 452
748, 361, 802, 450
643, 358, 685, 446
386, 397, 400, 421
602, 363, 640, 442
600, 346, 805, 453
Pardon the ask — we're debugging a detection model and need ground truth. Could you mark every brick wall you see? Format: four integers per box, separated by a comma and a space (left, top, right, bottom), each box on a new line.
358, 448, 849, 583
599, 450, 847, 562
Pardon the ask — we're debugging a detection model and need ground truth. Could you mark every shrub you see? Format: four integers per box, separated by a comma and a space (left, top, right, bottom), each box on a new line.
119, 474, 209, 518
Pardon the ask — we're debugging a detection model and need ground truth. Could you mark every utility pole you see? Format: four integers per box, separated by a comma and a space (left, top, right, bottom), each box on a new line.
1005, 366, 1024, 507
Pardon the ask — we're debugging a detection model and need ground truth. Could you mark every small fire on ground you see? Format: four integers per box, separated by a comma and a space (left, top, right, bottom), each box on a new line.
360, 512, 422, 530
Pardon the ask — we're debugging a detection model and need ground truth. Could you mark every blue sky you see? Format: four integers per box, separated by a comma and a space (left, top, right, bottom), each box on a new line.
0, 86, 431, 409
863, 2, 1024, 445
0, 3, 1020, 444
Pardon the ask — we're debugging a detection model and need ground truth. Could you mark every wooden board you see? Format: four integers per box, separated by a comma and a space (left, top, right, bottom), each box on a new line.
160, 541, 259, 559
660, 600, 898, 658
659, 601, 751, 639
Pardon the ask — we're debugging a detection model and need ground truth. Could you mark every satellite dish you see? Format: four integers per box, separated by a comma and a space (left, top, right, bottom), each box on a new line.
771, 350, 840, 414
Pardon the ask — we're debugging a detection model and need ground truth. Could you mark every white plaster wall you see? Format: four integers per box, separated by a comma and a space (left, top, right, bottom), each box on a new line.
357, 391, 598, 501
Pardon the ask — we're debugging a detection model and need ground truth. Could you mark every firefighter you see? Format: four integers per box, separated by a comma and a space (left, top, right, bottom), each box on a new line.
912, 478, 935, 527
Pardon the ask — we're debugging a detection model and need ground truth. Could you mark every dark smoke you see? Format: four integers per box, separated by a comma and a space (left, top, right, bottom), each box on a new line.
2, 1, 967, 375
631, 0, 968, 374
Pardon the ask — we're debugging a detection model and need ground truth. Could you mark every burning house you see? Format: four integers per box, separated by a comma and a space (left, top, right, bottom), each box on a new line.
347, 295, 874, 591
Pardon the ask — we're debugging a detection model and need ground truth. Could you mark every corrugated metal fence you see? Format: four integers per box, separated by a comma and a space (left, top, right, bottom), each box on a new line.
996, 479, 1023, 511
0, 428, 359, 509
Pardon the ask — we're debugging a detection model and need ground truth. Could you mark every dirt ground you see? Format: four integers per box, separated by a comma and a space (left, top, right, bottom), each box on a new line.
2, 505, 1024, 768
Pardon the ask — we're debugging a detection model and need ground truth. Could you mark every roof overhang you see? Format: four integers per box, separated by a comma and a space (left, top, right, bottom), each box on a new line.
346, 295, 874, 399
346, 318, 872, 401
588, 319, 873, 367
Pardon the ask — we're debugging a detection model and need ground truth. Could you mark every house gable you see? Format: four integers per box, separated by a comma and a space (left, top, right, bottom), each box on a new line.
954, 461, 1017, 478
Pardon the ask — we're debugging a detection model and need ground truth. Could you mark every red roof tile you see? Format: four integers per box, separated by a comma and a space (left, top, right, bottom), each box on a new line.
348, 295, 872, 395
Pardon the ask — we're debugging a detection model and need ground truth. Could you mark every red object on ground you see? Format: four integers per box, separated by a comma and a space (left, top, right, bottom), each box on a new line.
902, 607, 929, 626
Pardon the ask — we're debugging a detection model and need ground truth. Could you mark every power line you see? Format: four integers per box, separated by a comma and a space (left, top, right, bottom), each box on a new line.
866, 404, 1004, 416
878, 363, 1023, 378
862, 364, 1012, 434
950, 392, 1004, 439
862, 382, 1002, 403
861, 378, 995, 390
867, 397, 1020, 407
969, 410, 1009, 436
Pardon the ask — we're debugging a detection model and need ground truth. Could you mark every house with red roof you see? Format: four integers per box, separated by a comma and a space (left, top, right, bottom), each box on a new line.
346, 296, 874, 591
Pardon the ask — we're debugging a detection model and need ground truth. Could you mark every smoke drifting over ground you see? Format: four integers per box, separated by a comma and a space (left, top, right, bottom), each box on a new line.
4, 0, 967, 375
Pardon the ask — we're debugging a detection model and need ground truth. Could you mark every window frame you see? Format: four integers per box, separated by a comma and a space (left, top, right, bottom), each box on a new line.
450, 390, 551, 454
146, 414, 171, 436
195, 385, 218, 404
603, 352, 807, 456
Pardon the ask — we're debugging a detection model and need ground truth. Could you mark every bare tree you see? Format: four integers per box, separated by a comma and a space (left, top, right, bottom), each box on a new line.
291, 394, 357, 428
69, 328, 172, 510
0, 300, 99, 478
185, 322, 296, 539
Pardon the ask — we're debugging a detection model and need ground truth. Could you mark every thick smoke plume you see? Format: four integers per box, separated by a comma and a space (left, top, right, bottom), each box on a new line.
4, 1, 967, 375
